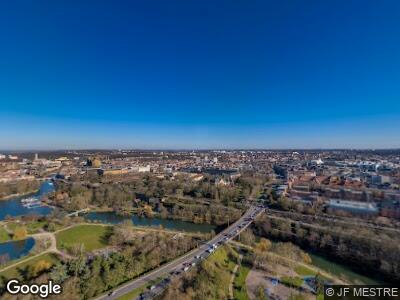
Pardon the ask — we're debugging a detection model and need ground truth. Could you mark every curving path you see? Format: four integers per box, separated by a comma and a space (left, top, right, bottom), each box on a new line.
0, 231, 71, 274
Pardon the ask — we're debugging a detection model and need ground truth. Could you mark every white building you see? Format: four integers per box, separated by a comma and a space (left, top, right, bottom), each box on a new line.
328, 199, 378, 213
131, 165, 151, 173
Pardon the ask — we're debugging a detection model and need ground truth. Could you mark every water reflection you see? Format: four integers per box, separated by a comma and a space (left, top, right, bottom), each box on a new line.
85, 211, 217, 233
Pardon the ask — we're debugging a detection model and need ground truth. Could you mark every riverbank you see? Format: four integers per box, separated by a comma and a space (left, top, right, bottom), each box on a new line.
309, 253, 383, 285
264, 238, 382, 285
85, 211, 218, 233
0, 188, 39, 201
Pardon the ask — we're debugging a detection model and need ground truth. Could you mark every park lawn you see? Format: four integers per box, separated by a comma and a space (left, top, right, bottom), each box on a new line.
205, 246, 238, 297
295, 265, 317, 276
281, 276, 304, 288
56, 224, 112, 252
0, 253, 59, 280
26, 220, 48, 234
5, 222, 17, 232
210, 246, 237, 271
0, 226, 11, 243
233, 263, 251, 300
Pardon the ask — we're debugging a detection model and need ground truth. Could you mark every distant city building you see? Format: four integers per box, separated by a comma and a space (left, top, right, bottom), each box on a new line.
138, 165, 151, 172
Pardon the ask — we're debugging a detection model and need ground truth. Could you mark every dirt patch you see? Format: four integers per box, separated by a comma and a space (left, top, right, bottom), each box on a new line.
246, 268, 313, 300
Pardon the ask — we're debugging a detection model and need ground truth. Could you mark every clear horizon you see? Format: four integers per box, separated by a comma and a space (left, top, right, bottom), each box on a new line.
1, 1, 400, 150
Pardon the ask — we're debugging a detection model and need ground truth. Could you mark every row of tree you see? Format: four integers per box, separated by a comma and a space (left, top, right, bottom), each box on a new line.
254, 214, 400, 283
52, 175, 247, 225
0, 229, 201, 299
0, 179, 40, 199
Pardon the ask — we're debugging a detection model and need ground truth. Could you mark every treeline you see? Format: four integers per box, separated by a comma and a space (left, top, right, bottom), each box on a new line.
57, 172, 266, 207
164, 202, 242, 225
52, 175, 254, 225
0, 180, 40, 199
53, 182, 134, 215
254, 215, 400, 283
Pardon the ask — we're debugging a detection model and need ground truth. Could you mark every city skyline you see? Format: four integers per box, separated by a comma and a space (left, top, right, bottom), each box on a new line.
1, 0, 400, 149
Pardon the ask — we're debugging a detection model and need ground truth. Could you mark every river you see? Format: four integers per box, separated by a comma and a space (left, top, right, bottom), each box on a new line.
85, 211, 217, 233
310, 253, 383, 285
0, 181, 54, 220
0, 238, 35, 261
0, 180, 215, 264
0, 181, 217, 233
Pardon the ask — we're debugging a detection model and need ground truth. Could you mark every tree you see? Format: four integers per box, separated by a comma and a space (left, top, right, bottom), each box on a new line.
241, 228, 256, 246
301, 253, 312, 264
32, 260, 52, 276
256, 284, 267, 300
49, 263, 68, 283
13, 226, 27, 240
315, 273, 325, 294
0, 254, 9, 266
255, 238, 272, 252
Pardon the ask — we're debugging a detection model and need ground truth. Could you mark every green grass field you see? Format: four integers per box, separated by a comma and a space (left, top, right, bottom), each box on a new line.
210, 247, 237, 270
233, 263, 251, 300
0, 253, 59, 280
56, 224, 112, 252
0, 226, 11, 243
280, 276, 304, 288
26, 220, 48, 234
204, 246, 238, 297
6, 222, 17, 232
294, 265, 317, 276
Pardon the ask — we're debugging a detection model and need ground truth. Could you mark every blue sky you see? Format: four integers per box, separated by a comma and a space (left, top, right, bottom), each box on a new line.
1, 0, 400, 149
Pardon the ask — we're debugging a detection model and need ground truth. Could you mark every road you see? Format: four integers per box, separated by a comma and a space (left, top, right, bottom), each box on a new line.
96, 205, 265, 300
